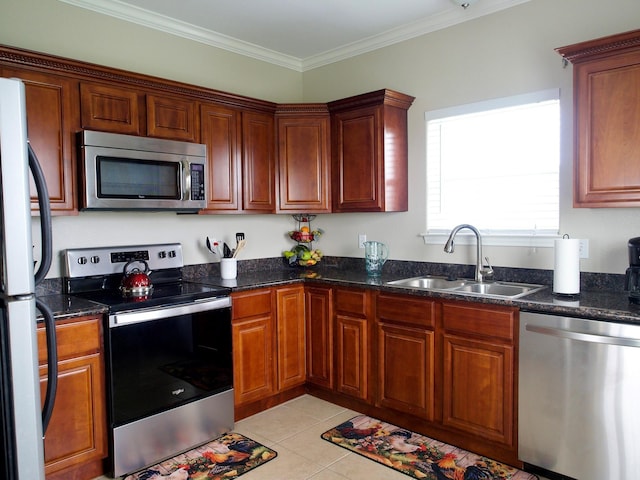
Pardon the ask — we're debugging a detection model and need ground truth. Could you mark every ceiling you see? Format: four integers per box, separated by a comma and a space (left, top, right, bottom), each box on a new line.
59, 0, 530, 71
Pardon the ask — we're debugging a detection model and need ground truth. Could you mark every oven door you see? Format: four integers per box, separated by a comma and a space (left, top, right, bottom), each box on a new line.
107, 297, 232, 427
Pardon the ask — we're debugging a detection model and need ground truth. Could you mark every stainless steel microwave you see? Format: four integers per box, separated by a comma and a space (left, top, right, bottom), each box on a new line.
79, 130, 207, 211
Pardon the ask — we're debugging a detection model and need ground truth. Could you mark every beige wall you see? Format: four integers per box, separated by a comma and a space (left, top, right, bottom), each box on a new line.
2, 0, 640, 277
302, 0, 640, 275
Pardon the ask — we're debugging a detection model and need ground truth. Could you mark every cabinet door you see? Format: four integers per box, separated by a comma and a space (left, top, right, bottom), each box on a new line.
329, 89, 413, 212
335, 288, 370, 400
37, 316, 106, 479
441, 334, 513, 445
2, 67, 79, 214
147, 94, 197, 141
331, 106, 382, 212
276, 113, 331, 212
80, 82, 143, 135
557, 31, 640, 207
232, 290, 276, 405
376, 294, 436, 420
40, 353, 107, 477
305, 286, 333, 389
441, 302, 516, 446
276, 285, 306, 390
242, 111, 275, 212
200, 103, 241, 211
574, 51, 640, 207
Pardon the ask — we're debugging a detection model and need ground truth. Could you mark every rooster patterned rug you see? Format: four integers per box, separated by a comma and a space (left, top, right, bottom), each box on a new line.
322, 415, 537, 480
123, 433, 276, 480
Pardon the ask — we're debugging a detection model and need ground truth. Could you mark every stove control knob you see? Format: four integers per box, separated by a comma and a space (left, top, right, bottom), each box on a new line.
78, 256, 87, 265
168, 250, 176, 258
91, 256, 100, 264
158, 251, 167, 259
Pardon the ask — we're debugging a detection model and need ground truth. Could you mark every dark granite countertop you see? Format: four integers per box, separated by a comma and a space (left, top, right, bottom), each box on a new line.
36, 294, 108, 321
188, 259, 640, 326
39, 257, 640, 325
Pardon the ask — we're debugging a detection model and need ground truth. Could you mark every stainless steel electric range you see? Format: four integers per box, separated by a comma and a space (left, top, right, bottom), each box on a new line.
63, 243, 233, 478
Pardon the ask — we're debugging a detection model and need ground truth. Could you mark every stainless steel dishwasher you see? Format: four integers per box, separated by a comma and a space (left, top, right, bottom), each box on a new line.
519, 311, 640, 480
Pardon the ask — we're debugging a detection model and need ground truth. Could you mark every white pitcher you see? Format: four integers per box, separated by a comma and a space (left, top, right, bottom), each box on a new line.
364, 241, 388, 276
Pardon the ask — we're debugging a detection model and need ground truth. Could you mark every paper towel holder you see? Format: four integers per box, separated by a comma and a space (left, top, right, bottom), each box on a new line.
553, 234, 581, 299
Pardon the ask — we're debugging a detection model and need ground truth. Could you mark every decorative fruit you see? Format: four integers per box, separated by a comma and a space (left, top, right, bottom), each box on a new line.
282, 245, 322, 266
300, 226, 310, 233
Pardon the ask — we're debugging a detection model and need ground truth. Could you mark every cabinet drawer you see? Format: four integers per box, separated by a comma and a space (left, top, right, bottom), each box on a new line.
37, 316, 102, 364
442, 302, 516, 342
335, 288, 369, 318
376, 294, 436, 328
232, 289, 273, 319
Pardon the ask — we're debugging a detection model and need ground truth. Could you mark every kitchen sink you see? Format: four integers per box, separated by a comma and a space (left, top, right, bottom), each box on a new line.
386, 276, 544, 299
454, 282, 544, 298
387, 276, 468, 290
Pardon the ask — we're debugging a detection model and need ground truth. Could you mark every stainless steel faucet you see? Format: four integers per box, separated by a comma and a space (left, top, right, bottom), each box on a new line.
444, 224, 494, 282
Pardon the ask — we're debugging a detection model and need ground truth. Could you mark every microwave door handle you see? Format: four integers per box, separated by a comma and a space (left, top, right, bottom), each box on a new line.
181, 159, 191, 201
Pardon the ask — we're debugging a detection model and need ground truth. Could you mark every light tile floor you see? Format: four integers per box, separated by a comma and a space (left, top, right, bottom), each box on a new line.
96, 394, 549, 480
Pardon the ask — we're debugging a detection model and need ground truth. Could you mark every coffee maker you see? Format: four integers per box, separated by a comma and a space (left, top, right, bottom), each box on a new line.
625, 237, 640, 303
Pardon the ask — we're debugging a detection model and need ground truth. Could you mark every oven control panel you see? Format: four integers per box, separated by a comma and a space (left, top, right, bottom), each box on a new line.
63, 243, 183, 278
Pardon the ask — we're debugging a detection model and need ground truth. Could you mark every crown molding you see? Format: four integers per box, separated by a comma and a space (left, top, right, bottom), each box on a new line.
59, 0, 530, 72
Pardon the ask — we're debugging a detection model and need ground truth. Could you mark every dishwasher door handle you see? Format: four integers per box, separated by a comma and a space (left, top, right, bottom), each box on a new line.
525, 324, 640, 347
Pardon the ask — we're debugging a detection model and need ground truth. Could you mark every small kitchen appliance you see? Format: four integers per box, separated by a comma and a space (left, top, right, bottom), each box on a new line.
79, 130, 207, 211
64, 243, 233, 477
625, 237, 640, 303
364, 241, 388, 276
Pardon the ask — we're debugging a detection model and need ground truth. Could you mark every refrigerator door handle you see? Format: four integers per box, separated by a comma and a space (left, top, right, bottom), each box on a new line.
37, 300, 57, 434
28, 143, 52, 287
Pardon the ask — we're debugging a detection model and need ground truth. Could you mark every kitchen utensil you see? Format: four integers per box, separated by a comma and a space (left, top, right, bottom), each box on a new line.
120, 259, 153, 297
363, 241, 388, 277
223, 242, 232, 258
236, 232, 245, 245
206, 236, 219, 256
233, 239, 246, 258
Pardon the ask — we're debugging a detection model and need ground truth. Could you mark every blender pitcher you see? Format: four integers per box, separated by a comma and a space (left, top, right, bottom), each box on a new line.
364, 241, 388, 276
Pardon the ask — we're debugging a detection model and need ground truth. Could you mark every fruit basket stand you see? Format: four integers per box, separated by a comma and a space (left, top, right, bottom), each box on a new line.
283, 214, 323, 267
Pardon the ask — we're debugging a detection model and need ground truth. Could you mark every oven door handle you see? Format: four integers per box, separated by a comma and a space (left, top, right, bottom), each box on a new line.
109, 296, 231, 327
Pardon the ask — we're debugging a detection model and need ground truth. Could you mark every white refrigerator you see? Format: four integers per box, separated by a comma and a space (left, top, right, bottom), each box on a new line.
0, 77, 56, 479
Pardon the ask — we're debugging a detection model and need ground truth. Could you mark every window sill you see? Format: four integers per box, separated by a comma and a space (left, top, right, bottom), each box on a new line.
421, 232, 559, 248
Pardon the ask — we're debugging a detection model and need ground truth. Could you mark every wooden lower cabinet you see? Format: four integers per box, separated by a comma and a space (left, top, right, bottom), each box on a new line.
232, 285, 305, 418
376, 293, 436, 421
334, 287, 371, 401
276, 285, 306, 390
231, 284, 519, 465
305, 286, 333, 389
232, 288, 277, 406
440, 301, 516, 448
37, 315, 107, 480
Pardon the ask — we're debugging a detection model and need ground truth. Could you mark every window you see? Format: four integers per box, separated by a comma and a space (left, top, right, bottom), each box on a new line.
423, 89, 560, 246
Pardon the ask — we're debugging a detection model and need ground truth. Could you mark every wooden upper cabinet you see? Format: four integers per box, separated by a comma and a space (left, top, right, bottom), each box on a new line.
557, 29, 640, 207
328, 89, 414, 213
80, 82, 143, 135
1, 67, 79, 214
200, 103, 241, 211
276, 104, 331, 213
242, 111, 275, 212
147, 93, 197, 141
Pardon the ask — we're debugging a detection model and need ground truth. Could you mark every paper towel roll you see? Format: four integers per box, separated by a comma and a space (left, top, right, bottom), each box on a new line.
553, 238, 580, 295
